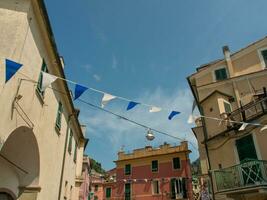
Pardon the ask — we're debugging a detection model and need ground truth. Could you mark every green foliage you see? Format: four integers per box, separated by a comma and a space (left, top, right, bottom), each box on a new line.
90, 158, 105, 174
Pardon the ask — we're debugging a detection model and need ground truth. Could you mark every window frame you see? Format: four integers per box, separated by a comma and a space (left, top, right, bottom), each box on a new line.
152, 180, 160, 195
151, 160, 158, 172
257, 47, 267, 69
172, 157, 181, 170
36, 59, 48, 97
55, 101, 63, 131
73, 141, 77, 163
68, 129, 73, 154
105, 187, 112, 198
223, 100, 232, 113
214, 67, 228, 81
125, 164, 131, 175
124, 183, 131, 200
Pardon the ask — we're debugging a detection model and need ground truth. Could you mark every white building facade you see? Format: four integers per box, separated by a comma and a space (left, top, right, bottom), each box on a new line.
0, 0, 87, 199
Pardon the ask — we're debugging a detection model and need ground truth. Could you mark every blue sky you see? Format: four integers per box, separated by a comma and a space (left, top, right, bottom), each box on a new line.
45, 0, 267, 170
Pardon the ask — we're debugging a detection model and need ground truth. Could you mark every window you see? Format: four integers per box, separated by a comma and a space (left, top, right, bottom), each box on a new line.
170, 178, 187, 199
261, 49, 267, 67
70, 185, 73, 200
215, 68, 227, 81
223, 101, 232, 113
236, 134, 257, 162
173, 157, 181, 170
125, 164, 131, 175
36, 59, 48, 96
151, 160, 158, 172
68, 129, 73, 154
74, 141, 77, 162
55, 102, 63, 130
64, 181, 68, 199
106, 187, 111, 198
152, 180, 160, 194
94, 185, 98, 192
125, 183, 131, 200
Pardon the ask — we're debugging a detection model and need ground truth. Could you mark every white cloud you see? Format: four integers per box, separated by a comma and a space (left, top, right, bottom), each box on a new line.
93, 74, 101, 82
112, 55, 118, 69
82, 64, 92, 72
80, 87, 199, 164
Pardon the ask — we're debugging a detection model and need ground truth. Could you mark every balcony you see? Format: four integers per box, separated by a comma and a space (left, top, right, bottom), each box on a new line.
228, 95, 267, 124
214, 159, 267, 194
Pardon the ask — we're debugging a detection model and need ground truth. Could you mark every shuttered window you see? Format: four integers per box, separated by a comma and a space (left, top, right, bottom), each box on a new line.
55, 102, 63, 130
173, 157, 181, 169
106, 188, 111, 198
36, 60, 48, 96
125, 164, 131, 175
152, 160, 158, 172
74, 142, 77, 162
152, 180, 160, 194
68, 129, 73, 153
125, 183, 131, 200
215, 68, 227, 81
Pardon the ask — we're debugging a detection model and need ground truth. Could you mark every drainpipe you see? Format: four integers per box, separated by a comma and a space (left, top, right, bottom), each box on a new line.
223, 46, 241, 108
58, 113, 75, 200
186, 77, 215, 200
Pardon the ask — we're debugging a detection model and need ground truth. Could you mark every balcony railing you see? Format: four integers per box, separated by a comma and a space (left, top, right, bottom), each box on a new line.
228, 96, 267, 123
214, 159, 267, 192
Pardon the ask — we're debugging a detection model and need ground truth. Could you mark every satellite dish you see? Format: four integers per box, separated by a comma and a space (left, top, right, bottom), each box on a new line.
146, 129, 155, 141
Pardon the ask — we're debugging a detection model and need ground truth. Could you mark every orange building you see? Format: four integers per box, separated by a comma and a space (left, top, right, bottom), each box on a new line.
103, 142, 193, 200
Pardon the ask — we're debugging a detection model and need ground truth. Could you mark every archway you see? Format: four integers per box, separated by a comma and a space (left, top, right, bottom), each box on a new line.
0, 192, 15, 200
0, 126, 40, 199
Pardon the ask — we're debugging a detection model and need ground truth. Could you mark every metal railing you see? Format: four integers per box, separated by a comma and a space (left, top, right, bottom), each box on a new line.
229, 96, 267, 123
214, 159, 267, 192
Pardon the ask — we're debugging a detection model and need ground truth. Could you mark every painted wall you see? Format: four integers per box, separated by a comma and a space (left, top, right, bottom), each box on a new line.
0, 0, 85, 199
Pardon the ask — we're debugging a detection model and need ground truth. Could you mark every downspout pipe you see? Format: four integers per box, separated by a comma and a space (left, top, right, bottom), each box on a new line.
186, 77, 215, 200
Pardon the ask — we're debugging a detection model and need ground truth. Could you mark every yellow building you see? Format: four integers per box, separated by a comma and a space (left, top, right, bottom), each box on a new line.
0, 0, 87, 199
188, 37, 267, 200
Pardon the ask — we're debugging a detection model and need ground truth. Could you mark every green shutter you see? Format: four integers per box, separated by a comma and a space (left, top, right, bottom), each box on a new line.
36, 60, 48, 96
215, 68, 227, 81
236, 134, 257, 162
152, 160, 158, 172
56, 102, 63, 130
125, 183, 131, 200
74, 142, 77, 162
125, 164, 131, 175
68, 130, 73, 153
173, 157, 180, 169
106, 188, 111, 198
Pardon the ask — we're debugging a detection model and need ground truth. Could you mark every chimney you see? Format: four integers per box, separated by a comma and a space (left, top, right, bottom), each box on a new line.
222, 45, 234, 77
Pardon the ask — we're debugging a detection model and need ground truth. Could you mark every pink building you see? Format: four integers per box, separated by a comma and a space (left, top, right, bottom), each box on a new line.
103, 142, 193, 200
79, 156, 91, 200
90, 169, 105, 200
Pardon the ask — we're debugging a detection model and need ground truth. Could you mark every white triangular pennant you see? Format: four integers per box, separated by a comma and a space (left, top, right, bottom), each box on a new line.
149, 106, 162, 113
260, 125, 267, 132
187, 114, 194, 124
238, 123, 248, 131
41, 71, 58, 91
101, 93, 116, 108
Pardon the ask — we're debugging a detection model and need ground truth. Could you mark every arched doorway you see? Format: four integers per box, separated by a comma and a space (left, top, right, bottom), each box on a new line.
0, 126, 40, 199
0, 192, 14, 200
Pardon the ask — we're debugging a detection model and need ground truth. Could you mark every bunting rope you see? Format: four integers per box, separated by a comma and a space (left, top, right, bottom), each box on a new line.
3, 59, 178, 119
7, 72, 199, 150
3, 59, 267, 142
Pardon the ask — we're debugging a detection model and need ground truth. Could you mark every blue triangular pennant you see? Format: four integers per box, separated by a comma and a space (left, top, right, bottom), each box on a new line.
5, 59, 23, 83
168, 111, 181, 120
127, 101, 140, 110
74, 84, 88, 100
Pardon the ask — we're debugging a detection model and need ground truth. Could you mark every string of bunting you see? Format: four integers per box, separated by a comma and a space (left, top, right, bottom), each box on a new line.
4, 59, 180, 120
4, 58, 267, 133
